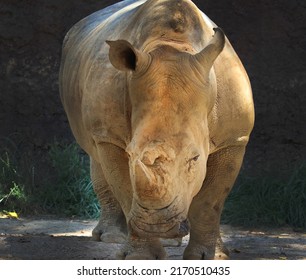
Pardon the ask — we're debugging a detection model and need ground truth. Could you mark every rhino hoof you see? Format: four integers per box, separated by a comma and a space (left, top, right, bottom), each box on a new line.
118, 250, 167, 260
121, 253, 164, 260
92, 229, 126, 243
214, 251, 230, 260
214, 246, 230, 260
118, 239, 167, 260
183, 244, 214, 260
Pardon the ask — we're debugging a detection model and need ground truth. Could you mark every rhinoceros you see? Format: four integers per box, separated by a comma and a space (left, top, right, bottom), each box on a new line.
59, 0, 254, 259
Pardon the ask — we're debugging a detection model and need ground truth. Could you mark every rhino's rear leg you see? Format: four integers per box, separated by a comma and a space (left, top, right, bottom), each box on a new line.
90, 157, 127, 243
184, 145, 246, 260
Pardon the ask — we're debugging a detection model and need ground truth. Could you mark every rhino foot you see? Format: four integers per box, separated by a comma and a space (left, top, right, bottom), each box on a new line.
214, 248, 230, 260
92, 224, 126, 243
183, 237, 229, 260
118, 237, 167, 260
214, 237, 230, 260
183, 239, 215, 260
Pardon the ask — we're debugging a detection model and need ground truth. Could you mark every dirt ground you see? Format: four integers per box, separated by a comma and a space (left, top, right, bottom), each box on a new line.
0, 217, 305, 260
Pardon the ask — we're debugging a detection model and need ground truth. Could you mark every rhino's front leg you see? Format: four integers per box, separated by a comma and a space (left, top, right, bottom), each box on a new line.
90, 157, 127, 243
184, 145, 246, 260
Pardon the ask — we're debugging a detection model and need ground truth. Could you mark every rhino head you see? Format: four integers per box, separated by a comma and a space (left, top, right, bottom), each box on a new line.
107, 28, 225, 238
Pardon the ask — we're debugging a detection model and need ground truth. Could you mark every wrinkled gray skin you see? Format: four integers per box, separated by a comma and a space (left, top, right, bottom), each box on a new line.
60, 0, 254, 259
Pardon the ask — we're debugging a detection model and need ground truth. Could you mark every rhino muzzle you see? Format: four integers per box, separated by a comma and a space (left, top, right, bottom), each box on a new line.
127, 144, 190, 238
128, 199, 190, 238
129, 216, 190, 238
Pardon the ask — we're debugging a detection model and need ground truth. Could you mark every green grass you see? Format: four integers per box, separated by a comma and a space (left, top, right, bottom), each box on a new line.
222, 163, 306, 229
0, 142, 100, 219
1, 139, 305, 229
0, 151, 27, 211
40, 142, 100, 218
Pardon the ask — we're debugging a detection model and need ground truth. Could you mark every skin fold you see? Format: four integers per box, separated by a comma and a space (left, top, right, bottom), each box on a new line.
59, 0, 254, 259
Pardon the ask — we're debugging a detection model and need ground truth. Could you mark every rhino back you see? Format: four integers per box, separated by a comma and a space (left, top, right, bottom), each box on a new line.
59, 0, 253, 157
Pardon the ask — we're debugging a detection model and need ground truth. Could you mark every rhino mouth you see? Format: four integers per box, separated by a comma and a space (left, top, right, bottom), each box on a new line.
130, 218, 190, 238
128, 196, 190, 238
129, 213, 190, 238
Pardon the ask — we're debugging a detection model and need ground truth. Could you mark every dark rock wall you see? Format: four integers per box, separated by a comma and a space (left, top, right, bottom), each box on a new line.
0, 0, 305, 183
200, 0, 306, 174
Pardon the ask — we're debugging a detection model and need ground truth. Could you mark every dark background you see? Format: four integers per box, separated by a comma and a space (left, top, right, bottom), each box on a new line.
1, 0, 305, 187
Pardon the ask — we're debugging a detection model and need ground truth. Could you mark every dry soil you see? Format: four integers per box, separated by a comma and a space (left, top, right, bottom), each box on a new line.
0, 217, 305, 260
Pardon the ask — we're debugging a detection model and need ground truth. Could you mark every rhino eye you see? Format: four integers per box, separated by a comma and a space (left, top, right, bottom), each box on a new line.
187, 154, 200, 173
186, 154, 200, 164
191, 155, 200, 162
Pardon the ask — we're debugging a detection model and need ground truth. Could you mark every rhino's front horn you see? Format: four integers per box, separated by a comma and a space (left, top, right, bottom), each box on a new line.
134, 159, 170, 204
135, 159, 156, 186
194, 27, 225, 69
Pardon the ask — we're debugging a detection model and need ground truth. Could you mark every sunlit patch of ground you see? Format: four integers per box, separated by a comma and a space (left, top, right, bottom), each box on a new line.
0, 217, 305, 260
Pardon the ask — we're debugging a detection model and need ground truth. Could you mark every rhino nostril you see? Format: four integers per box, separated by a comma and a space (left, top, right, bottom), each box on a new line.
152, 156, 163, 166
142, 152, 165, 166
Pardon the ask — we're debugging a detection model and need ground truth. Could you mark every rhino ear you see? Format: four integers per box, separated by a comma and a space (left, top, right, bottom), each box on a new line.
106, 40, 151, 72
194, 27, 225, 69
